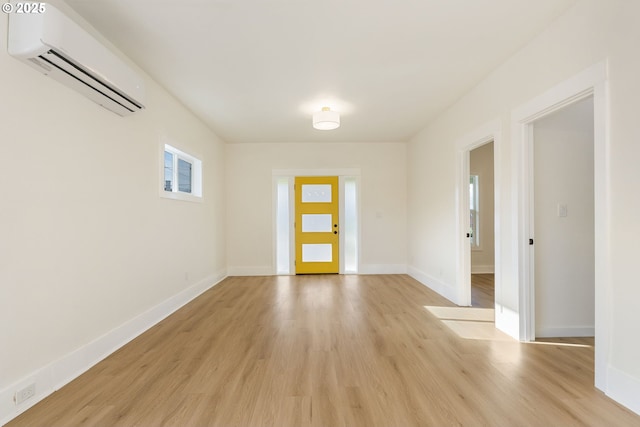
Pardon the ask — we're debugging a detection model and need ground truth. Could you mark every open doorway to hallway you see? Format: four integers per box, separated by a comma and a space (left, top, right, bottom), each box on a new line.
469, 141, 495, 310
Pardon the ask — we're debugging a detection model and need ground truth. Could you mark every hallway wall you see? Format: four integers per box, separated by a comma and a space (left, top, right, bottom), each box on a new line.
407, 0, 640, 413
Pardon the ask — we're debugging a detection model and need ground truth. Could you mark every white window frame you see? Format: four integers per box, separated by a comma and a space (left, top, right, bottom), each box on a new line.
160, 143, 202, 202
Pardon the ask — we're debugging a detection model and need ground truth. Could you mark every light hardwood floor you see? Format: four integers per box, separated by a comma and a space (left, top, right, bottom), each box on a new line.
7, 275, 640, 426
471, 273, 494, 309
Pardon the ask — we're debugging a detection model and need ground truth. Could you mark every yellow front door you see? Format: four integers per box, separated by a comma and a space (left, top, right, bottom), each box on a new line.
295, 176, 339, 274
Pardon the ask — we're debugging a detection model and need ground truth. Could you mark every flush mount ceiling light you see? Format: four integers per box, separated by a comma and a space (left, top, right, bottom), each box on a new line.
312, 107, 340, 130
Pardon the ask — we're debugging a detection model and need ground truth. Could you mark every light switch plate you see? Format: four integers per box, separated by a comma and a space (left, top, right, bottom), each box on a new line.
558, 203, 568, 217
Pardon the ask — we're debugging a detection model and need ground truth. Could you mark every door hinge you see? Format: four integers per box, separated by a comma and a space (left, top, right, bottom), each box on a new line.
529, 238, 534, 245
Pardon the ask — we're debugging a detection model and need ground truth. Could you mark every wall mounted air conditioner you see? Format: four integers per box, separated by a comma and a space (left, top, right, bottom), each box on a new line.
8, 3, 145, 116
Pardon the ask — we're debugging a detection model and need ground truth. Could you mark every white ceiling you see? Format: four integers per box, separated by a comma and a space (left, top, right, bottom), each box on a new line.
65, 0, 577, 143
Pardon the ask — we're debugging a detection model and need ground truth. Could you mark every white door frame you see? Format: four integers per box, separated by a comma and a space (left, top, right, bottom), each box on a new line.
511, 61, 609, 390
455, 120, 501, 307
272, 168, 361, 275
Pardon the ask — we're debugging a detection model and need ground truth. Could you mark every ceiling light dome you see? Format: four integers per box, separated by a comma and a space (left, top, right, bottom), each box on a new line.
313, 107, 340, 130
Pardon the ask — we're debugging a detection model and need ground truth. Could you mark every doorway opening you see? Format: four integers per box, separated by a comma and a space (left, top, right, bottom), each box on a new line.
511, 61, 608, 389
274, 172, 359, 275
530, 97, 595, 343
469, 142, 495, 310
455, 119, 501, 311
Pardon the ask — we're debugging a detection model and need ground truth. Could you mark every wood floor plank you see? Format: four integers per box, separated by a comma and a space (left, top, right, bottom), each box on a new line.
6, 274, 640, 427
471, 273, 494, 308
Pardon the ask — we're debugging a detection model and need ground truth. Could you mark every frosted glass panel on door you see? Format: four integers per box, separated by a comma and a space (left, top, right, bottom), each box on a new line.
302, 214, 332, 232
302, 244, 333, 262
302, 184, 332, 203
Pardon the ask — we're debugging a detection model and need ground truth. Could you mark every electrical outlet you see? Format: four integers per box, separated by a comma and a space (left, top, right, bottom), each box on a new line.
15, 383, 36, 405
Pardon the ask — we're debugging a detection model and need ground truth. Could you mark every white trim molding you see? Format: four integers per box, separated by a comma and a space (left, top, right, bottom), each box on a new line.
272, 168, 362, 276
408, 266, 458, 305
535, 327, 595, 338
607, 366, 640, 416
0, 271, 227, 426
494, 302, 520, 340
455, 118, 501, 310
471, 265, 495, 274
510, 60, 609, 391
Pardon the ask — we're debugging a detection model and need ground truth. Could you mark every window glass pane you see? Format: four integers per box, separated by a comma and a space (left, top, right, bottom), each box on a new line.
162, 144, 202, 199
301, 184, 331, 203
470, 175, 479, 247
344, 178, 358, 273
302, 214, 332, 232
469, 175, 476, 209
302, 244, 332, 262
164, 151, 173, 192
178, 158, 192, 193
276, 179, 290, 274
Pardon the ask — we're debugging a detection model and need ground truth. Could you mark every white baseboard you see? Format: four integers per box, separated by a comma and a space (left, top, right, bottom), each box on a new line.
471, 265, 495, 274
358, 264, 407, 275
0, 270, 227, 426
535, 326, 595, 338
607, 366, 640, 416
227, 266, 273, 276
407, 266, 457, 304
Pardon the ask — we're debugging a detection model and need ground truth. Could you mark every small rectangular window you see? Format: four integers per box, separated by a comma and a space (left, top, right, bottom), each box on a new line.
162, 143, 202, 201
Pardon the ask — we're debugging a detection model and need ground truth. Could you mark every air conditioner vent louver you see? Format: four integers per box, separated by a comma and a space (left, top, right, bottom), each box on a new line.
38, 50, 142, 113
28, 57, 51, 72
8, 3, 145, 116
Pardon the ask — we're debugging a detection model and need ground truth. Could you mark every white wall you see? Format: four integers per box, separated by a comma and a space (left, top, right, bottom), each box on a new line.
0, 8, 226, 422
226, 142, 407, 275
408, 0, 640, 413
470, 142, 495, 273
533, 97, 594, 338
